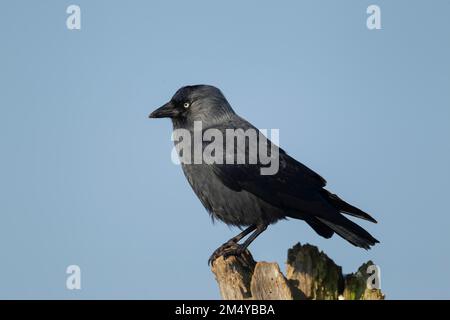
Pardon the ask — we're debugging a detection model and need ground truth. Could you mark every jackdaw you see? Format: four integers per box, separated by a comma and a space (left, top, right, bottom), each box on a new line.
149, 85, 378, 264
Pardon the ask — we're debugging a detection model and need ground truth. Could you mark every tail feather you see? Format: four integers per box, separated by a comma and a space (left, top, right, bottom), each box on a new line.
305, 217, 334, 239
322, 190, 377, 223
316, 215, 379, 249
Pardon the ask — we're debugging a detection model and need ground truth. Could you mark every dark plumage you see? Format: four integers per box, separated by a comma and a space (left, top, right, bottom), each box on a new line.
149, 85, 378, 263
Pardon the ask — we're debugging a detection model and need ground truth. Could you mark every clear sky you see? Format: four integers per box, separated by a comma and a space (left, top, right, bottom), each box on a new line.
0, 0, 449, 299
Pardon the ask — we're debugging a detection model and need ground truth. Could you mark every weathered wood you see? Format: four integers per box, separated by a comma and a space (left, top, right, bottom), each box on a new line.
210, 242, 384, 300
250, 262, 293, 300
343, 261, 385, 300
210, 250, 255, 300
286, 243, 343, 300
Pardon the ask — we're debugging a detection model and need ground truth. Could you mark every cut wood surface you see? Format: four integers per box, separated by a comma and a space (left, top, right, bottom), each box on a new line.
211, 243, 384, 300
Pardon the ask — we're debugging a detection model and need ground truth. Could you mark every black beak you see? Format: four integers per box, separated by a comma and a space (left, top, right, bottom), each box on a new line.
149, 102, 180, 119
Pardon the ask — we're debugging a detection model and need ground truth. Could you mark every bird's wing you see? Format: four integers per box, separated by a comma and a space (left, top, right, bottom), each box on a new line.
205, 117, 334, 217
203, 117, 378, 248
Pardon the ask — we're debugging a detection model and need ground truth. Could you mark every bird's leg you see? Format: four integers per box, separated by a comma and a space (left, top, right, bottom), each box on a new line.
208, 224, 267, 265
225, 224, 257, 245
236, 224, 268, 252
208, 225, 256, 265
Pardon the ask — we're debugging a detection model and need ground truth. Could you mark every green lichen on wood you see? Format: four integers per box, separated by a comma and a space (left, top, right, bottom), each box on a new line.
286, 243, 343, 300
212, 242, 384, 300
343, 261, 385, 300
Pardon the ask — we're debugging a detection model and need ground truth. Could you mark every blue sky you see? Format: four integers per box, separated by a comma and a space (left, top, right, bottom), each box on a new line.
0, 1, 449, 299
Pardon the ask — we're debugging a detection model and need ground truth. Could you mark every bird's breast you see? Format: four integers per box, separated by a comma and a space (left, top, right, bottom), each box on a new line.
180, 163, 284, 226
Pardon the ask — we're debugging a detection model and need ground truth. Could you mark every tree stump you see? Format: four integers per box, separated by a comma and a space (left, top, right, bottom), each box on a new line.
210, 243, 384, 300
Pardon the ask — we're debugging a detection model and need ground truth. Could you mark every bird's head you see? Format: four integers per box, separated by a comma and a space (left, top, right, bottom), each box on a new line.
149, 85, 235, 126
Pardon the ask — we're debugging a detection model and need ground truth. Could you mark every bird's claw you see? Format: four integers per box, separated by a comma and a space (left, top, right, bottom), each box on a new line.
208, 241, 244, 266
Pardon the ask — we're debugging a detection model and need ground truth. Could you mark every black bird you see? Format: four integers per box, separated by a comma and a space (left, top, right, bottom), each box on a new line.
150, 85, 378, 264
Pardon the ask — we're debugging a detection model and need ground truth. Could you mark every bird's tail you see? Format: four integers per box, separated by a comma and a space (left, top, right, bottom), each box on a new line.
316, 215, 379, 249
322, 189, 378, 223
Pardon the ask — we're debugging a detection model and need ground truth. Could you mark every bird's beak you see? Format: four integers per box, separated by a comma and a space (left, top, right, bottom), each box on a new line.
149, 101, 180, 119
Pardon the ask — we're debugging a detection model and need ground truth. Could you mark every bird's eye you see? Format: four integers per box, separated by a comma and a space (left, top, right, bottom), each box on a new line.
183, 102, 190, 109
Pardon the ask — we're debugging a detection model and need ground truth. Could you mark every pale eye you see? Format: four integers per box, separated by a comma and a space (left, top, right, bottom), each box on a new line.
183, 102, 190, 109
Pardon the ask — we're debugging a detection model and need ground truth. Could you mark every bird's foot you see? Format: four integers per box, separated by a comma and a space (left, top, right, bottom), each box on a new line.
208, 241, 244, 266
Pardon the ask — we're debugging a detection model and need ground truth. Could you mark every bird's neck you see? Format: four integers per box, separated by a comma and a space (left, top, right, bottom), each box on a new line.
172, 112, 234, 132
